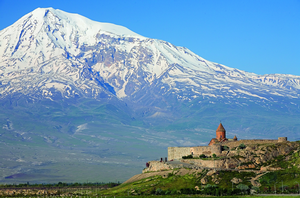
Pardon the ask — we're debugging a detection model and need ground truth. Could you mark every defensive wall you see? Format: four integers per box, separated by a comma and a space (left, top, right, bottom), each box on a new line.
168, 145, 222, 160
168, 137, 287, 160
168, 147, 190, 160
190, 144, 222, 156
220, 139, 279, 148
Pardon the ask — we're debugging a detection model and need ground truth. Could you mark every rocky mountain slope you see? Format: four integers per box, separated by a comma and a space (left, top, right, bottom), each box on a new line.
1, 8, 300, 104
0, 7, 300, 183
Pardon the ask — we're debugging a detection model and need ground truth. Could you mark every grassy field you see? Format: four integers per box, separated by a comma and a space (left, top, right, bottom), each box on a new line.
0, 195, 299, 198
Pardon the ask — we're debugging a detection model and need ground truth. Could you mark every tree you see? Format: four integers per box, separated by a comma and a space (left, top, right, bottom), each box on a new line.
236, 184, 249, 194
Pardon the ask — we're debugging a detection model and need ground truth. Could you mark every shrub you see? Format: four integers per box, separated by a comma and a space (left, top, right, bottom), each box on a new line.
200, 154, 206, 158
168, 172, 174, 177
236, 183, 249, 191
155, 188, 163, 195
182, 154, 193, 159
238, 143, 246, 149
170, 189, 177, 194
222, 145, 230, 151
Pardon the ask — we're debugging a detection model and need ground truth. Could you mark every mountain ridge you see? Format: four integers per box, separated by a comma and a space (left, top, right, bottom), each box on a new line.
0, 8, 300, 183
1, 7, 300, 102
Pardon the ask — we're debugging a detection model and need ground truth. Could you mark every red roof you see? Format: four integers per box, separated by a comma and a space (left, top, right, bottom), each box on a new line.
216, 123, 226, 132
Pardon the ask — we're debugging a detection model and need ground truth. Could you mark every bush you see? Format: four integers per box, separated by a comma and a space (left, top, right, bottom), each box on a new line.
212, 153, 217, 158
155, 188, 163, 195
203, 184, 218, 195
168, 172, 174, 177
238, 143, 246, 149
236, 183, 249, 191
200, 154, 206, 158
182, 154, 193, 159
181, 188, 195, 194
170, 189, 178, 194
222, 145, 230, 151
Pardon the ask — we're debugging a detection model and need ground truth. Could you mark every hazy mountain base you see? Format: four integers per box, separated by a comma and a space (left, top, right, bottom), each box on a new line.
0, 96, 165, 183
150, 96, 300, 139
0, 143, 143, 184
0, 95, 300, 183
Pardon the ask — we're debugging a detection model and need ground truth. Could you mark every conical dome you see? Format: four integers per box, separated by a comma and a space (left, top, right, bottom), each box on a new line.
216, 123, 226, 132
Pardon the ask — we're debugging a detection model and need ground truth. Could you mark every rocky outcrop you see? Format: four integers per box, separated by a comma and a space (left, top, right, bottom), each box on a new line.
222, 141, 300, 171
181, 159, 223, 168
143, 161, 172, 173
201, 177, 208, 184
238, 164, 256, 170
231, 177, 243, 184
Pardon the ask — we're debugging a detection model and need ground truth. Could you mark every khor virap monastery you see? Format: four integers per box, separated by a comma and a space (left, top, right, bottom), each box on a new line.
168, 123, 288, 160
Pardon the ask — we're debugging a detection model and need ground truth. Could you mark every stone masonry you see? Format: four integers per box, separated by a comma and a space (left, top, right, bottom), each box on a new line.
168, 123, 288, 160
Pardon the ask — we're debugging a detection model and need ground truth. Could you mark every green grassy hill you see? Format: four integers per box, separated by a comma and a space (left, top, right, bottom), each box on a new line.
100, 141, 300, 196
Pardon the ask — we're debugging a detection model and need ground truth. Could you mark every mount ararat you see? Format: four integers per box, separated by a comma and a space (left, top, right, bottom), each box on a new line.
0, 8, 299, 183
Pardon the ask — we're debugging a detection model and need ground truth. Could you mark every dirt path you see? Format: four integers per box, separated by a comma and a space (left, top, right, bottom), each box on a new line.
123, 170, 173, 184
250, 171, 269, 187
123, 168, 206, 184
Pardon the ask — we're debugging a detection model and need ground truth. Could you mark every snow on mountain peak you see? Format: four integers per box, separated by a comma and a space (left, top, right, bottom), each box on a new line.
0, 7, 147, 73
0, 7, 145, 58
32, 7, 145, 38
0, 8, 300, 102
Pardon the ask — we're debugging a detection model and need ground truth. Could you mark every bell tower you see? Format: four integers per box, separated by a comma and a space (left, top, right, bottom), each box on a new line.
216, 123, 226, 141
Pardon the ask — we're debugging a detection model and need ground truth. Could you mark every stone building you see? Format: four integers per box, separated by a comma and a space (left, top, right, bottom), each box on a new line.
168, 123, 287, 160
208, 123, 229, 146
168, 123, 233, 160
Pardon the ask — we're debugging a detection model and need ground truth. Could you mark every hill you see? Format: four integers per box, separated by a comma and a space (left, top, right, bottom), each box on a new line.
100, 140, 300, 195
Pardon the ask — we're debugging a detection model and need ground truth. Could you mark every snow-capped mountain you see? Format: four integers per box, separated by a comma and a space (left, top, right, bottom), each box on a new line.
1, 7, 300, 104
1, 7, 300, 184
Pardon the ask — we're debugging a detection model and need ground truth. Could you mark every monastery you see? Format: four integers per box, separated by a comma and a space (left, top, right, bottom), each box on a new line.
168, 123, 287, 160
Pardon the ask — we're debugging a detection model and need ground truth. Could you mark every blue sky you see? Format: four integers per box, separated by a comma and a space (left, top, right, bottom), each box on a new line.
0, 0, 299, 75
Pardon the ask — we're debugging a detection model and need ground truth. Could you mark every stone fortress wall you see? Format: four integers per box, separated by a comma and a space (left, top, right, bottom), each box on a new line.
220, 139, 279, 148
168, 137, 288, 160
168, 147, 190, 160
168, 123, 288, 160
278, 137, 288, 142
190, 144, 222, 156
168, 145, 222, 160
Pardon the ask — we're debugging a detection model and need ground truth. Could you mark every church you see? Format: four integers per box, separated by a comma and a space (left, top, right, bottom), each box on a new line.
168, 123, 237, 160
168, 123, 287, 161
208, 123, 237, 146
